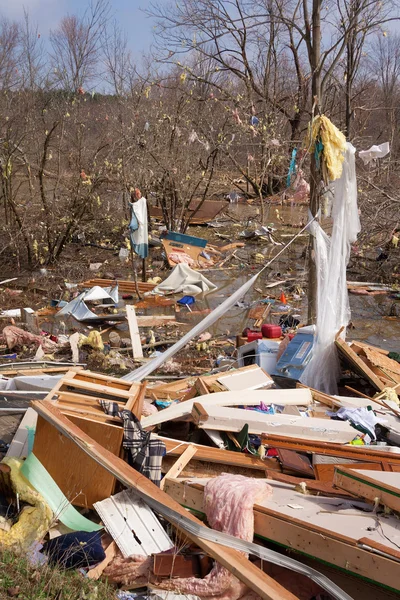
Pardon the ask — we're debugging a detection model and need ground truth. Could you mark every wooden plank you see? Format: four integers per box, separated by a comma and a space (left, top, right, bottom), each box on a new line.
125, 381, 146, 416
141, 390, 280, 429
60, 377, 135, 399
160, 444, 197, 490
161, 455, 270, 479
335, 337, 385, 391
164, 478, 400, 593
126, 304, 144, 359
80, 279, 155, 293
33, 414, 123, 508
261, 434, 400, 466
193, 404, 358, 443
31, 400, 298, 600
334, 467, 400, 513
158, 435, 280, 473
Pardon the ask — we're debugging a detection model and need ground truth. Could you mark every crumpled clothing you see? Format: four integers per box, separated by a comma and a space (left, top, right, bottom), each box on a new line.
308, 115, 346, 181
359, 142, 390, 165
330, 406, 379, 440
1, 326, 57, 352
159, 475, 273, 600
100, 401, 165, 486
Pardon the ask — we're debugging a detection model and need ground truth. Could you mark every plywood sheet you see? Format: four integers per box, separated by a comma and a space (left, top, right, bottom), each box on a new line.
33, 414, 123, 508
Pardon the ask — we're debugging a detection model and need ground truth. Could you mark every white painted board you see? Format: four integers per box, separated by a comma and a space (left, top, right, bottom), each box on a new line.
94, 489, 173, 558
193, 404, 357, 443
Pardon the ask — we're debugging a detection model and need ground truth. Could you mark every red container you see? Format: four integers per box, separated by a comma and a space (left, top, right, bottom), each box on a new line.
247, 330, 262, 342
261, 324, 282, 338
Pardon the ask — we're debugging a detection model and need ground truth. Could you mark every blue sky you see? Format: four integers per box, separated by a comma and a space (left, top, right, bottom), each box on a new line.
0, 0, 159, 58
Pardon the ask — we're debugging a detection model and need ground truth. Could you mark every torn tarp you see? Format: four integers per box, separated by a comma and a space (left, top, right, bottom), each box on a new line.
150, 264, 217, 297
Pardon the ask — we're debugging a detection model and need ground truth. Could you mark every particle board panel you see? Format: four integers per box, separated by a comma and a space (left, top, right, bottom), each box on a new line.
334, 467, 400, 513
33, 414, 123, 508
314, 461, 385, 483
164, 478, 400, 593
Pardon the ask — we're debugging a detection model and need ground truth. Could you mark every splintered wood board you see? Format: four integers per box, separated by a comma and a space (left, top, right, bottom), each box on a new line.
335, 337, 385, 391
164, 477, 400, 593
94, 489, 173, 557
334, 468, 400, 513
140, 390, 285, 429
192, 404, 357, 443
33, 414, 123, 508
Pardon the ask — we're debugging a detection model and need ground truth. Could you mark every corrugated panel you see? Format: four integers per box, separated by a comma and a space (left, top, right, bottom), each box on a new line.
94, 489, 173, 558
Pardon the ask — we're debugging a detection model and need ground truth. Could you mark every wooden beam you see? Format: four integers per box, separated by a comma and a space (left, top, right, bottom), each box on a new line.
126, 304, 143, 359
261, 434, 400, 467
160, 444, 197, 490
31, 400, 298, 600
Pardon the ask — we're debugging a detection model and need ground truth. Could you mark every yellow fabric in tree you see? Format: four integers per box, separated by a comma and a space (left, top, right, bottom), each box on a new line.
0, 457, 53, 551
309, 115, 347, 181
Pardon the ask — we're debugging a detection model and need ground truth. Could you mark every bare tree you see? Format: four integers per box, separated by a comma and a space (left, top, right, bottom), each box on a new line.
50, 0, 110, 92
0, 16, 20, 91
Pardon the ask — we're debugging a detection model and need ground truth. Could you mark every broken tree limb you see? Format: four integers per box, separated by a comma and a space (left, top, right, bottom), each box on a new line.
31, 400, 298, 600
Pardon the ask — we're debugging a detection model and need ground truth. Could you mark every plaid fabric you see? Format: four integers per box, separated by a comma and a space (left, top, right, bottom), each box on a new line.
100, 400, 165, 487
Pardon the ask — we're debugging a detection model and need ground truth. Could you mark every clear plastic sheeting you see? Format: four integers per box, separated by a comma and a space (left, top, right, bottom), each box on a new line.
300, 143, 361, 394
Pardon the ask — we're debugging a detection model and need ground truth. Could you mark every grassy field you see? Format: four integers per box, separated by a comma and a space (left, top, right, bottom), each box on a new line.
0, 551, 115, 600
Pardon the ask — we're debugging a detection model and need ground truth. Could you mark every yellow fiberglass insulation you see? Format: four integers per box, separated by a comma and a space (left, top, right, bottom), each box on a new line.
0, 457, 53, 552
309, 115, 347, 181
78, 330, 104, 351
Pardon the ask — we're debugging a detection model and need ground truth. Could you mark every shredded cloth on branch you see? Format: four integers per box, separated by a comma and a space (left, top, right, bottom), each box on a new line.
158, 474, 273, 599
300, 143, 361, 394
308, 115, 346, 181
100, 401, 165, 486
